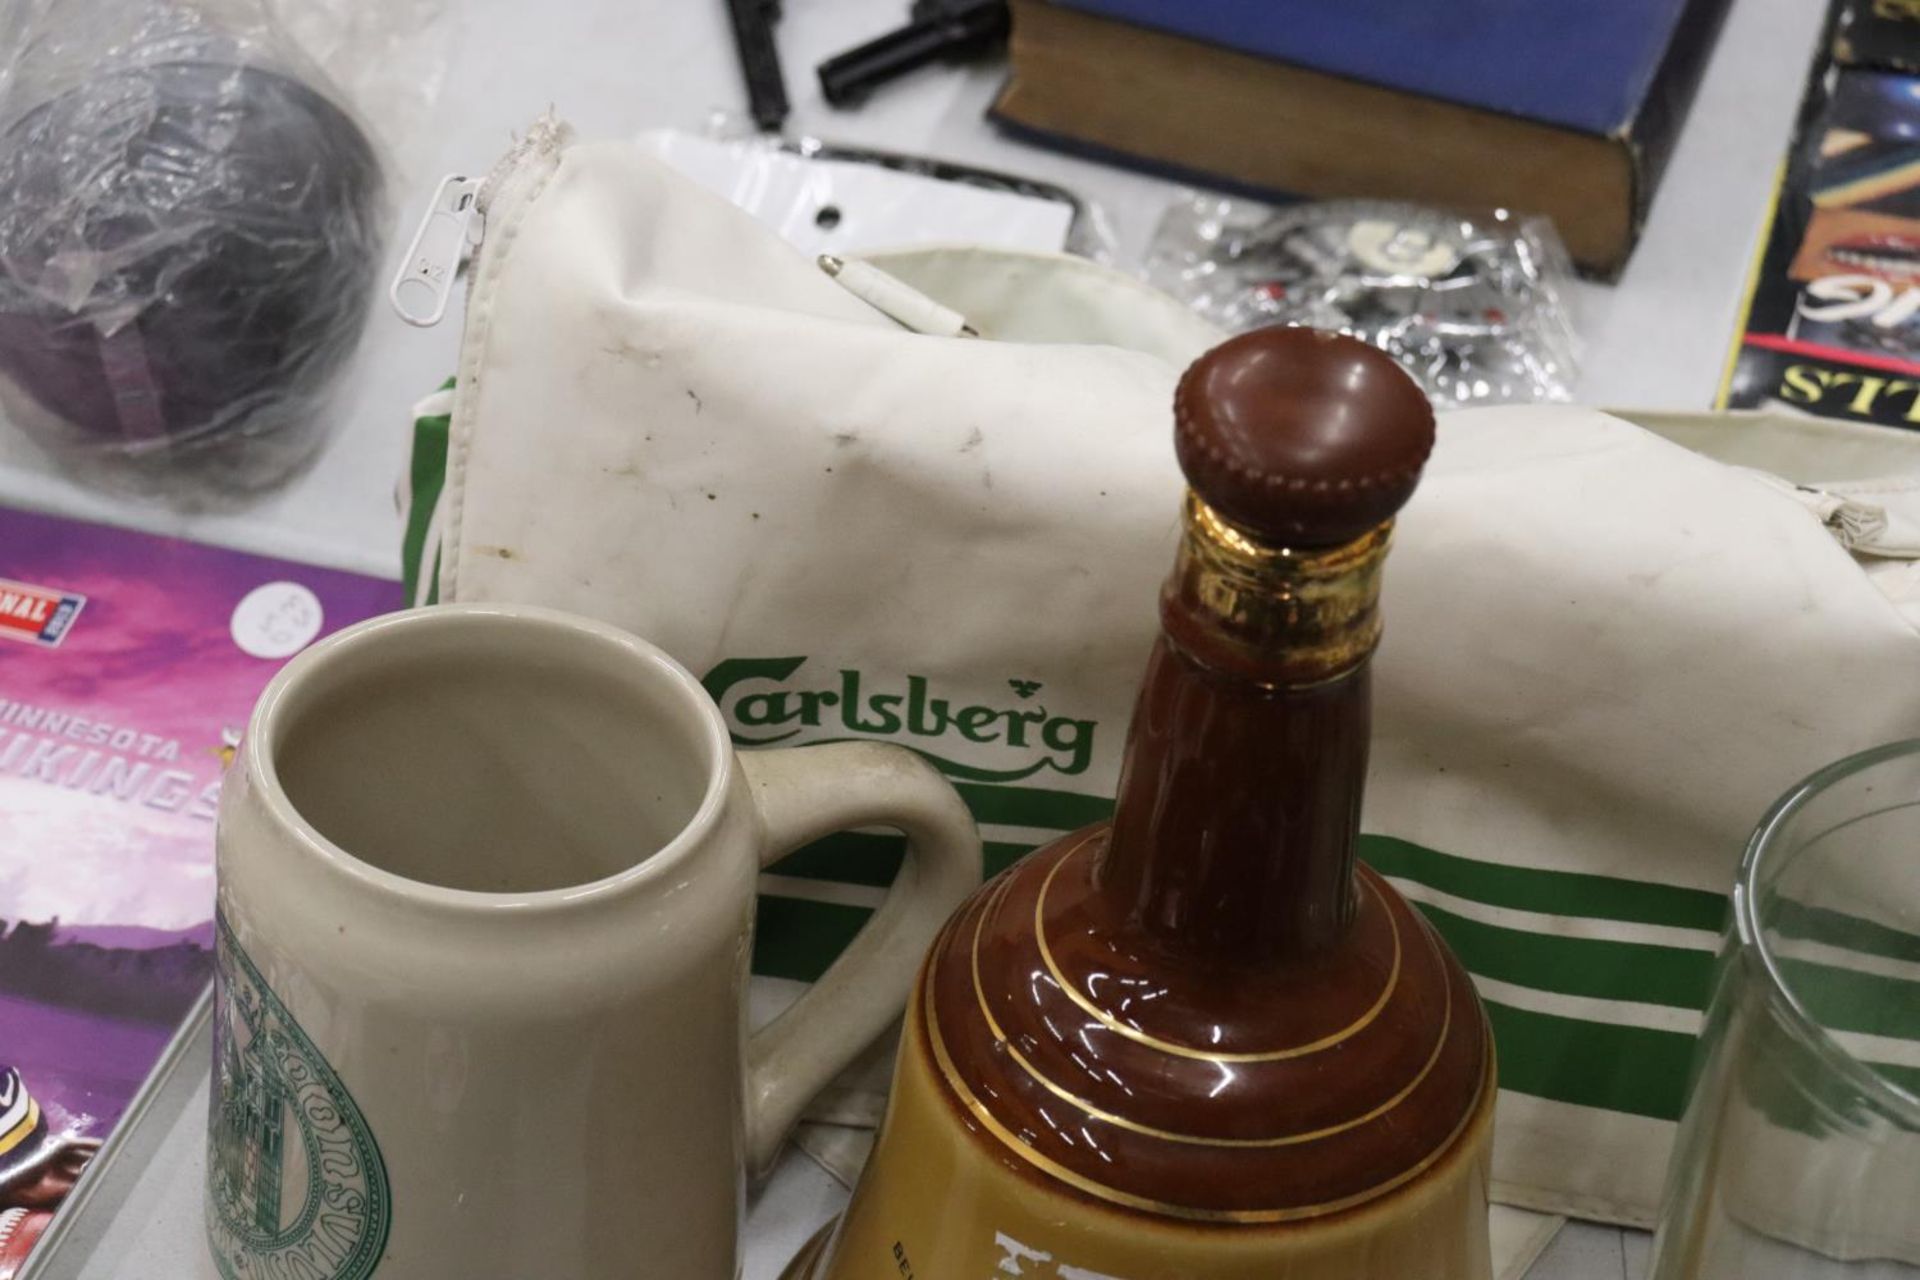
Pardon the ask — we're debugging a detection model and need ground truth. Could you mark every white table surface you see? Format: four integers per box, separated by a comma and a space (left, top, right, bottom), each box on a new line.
2, 0, 1832, 1274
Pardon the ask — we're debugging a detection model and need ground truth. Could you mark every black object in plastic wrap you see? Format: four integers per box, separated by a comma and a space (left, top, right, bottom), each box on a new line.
0, 58, 384, 487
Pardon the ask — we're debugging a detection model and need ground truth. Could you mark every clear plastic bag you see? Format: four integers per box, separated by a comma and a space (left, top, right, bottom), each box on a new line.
0, 0, 436, 500
655, 110, 1120, 262
1146, 194, 1580, 406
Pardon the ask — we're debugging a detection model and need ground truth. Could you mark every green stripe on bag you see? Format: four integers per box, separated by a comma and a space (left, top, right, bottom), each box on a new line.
1776, 958, 1920, 1041
1484, 1000, 1696, 1121
768, 832, 906, 887
769, 831, 1034, 885
953, 782, 1112, 831
1775, 901, 1920, 966
402, 382, 454, 607
1876, 1062, 1920, 1096
753, 896, 873, 983
1414, 902, 1717, 1011
1364, 835, 1728, 933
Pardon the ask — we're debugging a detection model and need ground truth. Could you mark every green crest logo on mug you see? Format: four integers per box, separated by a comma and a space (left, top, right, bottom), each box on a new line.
207, 912, 390, 1280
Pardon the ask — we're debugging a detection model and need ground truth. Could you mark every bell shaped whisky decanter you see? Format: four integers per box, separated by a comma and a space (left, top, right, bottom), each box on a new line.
789, 327, 1495, 1280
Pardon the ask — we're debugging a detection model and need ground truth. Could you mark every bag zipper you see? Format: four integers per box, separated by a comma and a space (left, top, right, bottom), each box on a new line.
389, 174, 480, 327
389, 115, 572, 328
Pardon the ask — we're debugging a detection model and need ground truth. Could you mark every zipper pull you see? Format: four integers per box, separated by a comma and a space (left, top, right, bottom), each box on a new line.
390, 175, 482, 328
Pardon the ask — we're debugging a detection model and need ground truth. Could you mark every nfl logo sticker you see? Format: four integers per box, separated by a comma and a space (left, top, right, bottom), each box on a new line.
0, 577, 86, 647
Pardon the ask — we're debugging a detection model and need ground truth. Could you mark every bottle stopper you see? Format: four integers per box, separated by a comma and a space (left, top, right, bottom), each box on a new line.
1173, 327, 1436, 547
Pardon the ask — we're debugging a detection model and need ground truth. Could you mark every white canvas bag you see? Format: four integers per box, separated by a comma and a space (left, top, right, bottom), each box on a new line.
404, 118, 1920, 1230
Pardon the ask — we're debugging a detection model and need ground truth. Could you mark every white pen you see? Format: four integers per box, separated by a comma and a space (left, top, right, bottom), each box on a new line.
817, 254, 980, 338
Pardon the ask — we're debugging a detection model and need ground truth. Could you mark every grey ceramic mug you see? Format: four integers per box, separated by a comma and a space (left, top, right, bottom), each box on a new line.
207, 604, 981, 1279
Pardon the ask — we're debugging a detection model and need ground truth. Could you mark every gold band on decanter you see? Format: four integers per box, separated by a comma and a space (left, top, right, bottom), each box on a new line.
1165, 493, 1392, 687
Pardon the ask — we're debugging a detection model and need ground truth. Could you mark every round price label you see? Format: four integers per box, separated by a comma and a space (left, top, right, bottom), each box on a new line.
231, 582, 324, 659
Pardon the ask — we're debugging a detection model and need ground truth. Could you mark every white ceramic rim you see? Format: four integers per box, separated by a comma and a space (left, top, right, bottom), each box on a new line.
241, 603, 734, 915
1738, 738, 1920, 1128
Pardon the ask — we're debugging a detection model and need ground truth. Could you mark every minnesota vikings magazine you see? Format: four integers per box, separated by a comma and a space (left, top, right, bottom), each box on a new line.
0, 506, 397, 1266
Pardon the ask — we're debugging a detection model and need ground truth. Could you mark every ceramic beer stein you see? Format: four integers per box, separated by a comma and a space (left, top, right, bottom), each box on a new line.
208, 603, 981, 1280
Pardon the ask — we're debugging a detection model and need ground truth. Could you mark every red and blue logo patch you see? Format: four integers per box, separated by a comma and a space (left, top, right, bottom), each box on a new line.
0, 578, 85, 647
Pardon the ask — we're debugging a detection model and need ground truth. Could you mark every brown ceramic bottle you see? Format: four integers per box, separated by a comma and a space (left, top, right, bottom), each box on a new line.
789, 328, 1495, 1280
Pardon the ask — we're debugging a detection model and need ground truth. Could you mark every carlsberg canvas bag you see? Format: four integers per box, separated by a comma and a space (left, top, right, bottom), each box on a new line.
402, 118, 1920, 1230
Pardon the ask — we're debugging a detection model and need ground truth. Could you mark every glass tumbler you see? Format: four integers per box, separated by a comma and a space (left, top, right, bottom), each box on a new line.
1651, 741, 1920, 1280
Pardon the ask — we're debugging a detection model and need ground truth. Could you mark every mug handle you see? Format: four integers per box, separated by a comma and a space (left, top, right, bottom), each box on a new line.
737, 741, 982, 1178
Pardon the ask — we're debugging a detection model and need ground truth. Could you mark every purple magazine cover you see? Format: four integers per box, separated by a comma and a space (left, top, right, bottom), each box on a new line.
0, 504, 399, 1232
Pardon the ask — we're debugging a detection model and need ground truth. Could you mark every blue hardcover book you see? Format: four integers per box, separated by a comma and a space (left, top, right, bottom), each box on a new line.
992, 0, 1738, 274
1059, 0, 1700, 138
